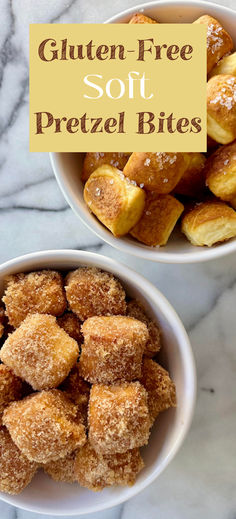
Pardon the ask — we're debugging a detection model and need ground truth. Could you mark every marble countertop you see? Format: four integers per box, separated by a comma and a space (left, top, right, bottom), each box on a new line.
0, 0, 236, 518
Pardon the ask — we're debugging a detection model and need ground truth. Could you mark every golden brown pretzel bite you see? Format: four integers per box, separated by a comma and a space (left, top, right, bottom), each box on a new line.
206, 140, 236, 201
181, 199, 236, 246
84, 165, 145, 236
207, 75, 236, 144
130, 193, 184, 246
194, 15, 233, 74
123, 152, 190, 193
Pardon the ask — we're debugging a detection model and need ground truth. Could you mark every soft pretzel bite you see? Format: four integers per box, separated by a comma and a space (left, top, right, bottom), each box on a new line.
80, 316, 148, 384
140, 359, 176, 425
129, 13, 158, 24
194, 15, 233, 74
175, 153, 207, 197
3, 390, 86, 463
74, 442, 144, 491
88, 382, 151, 454
209, 52, 236, 78
126, 299, 161, 357
0, 365, 23, 425
181, 199, 236, 246
123, 152, 190, 193
3, 270, 66, 328
0, 314, 79, 391
130, 193, 184, 246
0, 427, 38, 495
207, 75, 236, 144
82, 152, 131, 182
206, 140, 236, 201
65, 267, 126, 320
44, 451, 77, 483
84, 165, 145, 237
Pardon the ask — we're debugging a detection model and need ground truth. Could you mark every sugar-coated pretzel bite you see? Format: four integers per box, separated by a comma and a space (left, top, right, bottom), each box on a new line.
60, 363, 90, 426
3, 390, 86, 464
140, 359, 176, 425
88, 382, 151, 454
181, 199, 236, 246
57, 312, 82, 344
3, 270, 67, 328
75, 442, 144, 491
0, 313, 79, 390
123, 152, 190, 193
80, 316, 148, 384
194, 15, 233, 74
130, 193, 184, 246
0, 427, 38, 495
44, 451, 77, 483
84, 165, 145, 237
206, 140, 236, 201
207, 75, 236, 144
129, 13, 158, 24
175, 153, 207, 197
0, 365, 23, 424
209, 52, 236, 78
65, 267, 126, 321
82, 152, 131, 182
126, 299, 161, 357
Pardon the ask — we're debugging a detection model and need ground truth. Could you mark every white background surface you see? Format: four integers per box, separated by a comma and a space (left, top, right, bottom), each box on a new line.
0, 0, 236, 518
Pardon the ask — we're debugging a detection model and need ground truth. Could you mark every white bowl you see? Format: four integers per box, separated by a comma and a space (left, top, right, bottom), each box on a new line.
0, 249, 195, 515
51, 0, 236, 264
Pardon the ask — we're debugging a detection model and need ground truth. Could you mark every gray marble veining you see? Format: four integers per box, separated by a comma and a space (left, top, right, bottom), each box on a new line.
0, 1, 236, 518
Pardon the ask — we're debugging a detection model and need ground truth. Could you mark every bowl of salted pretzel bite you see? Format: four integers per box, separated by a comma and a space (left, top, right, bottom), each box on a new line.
51, 0, 236, 263
0, 250, 195, 514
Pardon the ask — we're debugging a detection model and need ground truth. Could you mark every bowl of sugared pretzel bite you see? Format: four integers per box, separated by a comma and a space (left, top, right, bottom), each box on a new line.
51, 0, 236, 263
0, 250, 195, 515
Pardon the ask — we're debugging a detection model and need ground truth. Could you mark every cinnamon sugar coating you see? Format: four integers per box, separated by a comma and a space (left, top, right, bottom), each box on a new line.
0, 314, 79, 390
140, 359, 176, 424
57, 313, 82, 344
126, 300, 161, 357
80, 316, 148, 384
88, 382, 151, 454
60, 363, 90, 426
44, 450, 77, 483
65, 267, 126, 320
3, 390, 86, 464
0, 426, 38, 494
75, 442, 144, 491
3, 270, 67, 328
0, 365, 23, 424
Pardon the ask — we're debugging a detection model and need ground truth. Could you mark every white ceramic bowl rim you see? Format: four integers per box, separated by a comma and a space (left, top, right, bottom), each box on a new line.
0, 249, 196, 515
50, 0, 236, 263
